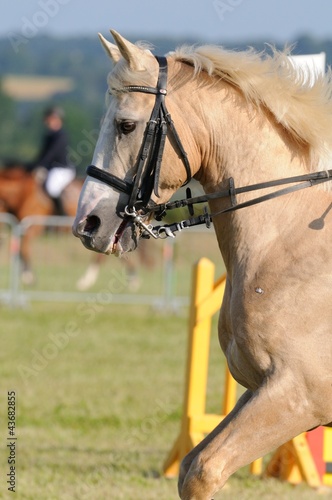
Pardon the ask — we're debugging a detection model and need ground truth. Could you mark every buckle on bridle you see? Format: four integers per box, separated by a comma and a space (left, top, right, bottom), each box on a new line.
124, 206, 158, 239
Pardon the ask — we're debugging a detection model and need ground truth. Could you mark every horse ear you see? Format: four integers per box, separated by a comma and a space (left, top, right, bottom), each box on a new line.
110, 29, 152, 71
98, 33, 121, 63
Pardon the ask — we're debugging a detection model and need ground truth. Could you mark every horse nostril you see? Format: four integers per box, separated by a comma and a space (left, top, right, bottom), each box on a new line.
84, 215, 101, 234
76, 215, 101, 237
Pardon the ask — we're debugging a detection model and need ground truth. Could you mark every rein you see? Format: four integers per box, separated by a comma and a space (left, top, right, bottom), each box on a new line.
150, 169, 332, 238
86, 55, 332, 239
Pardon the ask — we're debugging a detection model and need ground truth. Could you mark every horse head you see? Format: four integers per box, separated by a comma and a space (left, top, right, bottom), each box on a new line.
72, 30, 201, 255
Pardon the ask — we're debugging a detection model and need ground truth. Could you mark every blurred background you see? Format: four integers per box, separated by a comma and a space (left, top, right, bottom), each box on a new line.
1, 0, 332, 173
1, 3, 332, 499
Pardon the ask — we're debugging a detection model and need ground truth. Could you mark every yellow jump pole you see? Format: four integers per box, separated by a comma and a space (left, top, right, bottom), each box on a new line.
163, 258, 262, 478
163, 258, 216, 476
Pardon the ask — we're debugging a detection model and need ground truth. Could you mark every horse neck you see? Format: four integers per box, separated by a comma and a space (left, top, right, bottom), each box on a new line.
176, 74, 313, 277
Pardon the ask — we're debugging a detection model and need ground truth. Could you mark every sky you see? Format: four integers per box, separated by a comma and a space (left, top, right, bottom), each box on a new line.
1, 0, 332, 46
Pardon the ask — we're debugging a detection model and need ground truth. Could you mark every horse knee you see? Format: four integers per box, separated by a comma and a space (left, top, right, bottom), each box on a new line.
179, 454, 223, 500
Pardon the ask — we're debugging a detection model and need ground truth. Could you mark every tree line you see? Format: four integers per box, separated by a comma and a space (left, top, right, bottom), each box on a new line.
0, 33, 331, 175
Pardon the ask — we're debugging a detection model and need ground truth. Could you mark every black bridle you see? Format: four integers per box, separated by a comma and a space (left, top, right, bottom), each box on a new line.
86, 55, 192, 238
86, 55, 332, 239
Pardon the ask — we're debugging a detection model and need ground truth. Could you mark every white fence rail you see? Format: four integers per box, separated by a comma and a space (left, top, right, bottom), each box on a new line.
0, 214, 224, 308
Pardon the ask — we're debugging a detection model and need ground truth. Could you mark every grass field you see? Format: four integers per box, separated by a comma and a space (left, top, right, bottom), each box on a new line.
1, 300, 332, 500
0, 225, 332, 499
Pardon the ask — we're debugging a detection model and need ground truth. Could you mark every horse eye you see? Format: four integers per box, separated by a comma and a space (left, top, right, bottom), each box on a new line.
119, 121, 136, 135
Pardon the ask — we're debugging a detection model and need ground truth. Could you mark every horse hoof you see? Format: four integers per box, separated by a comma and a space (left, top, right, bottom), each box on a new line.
76, 264, 100, 291
127, 274, 141, 292
21, 270, 36, 286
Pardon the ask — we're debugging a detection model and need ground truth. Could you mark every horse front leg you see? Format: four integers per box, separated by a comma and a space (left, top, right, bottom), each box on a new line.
20, 232, 36, 285
76, 253, 104, 291
178, 389, 252, 496
178, 372, 319, 500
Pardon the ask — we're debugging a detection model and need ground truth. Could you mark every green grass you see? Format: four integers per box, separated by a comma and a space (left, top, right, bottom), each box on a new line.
1, 302, 332, 499
0, 224, 331, 498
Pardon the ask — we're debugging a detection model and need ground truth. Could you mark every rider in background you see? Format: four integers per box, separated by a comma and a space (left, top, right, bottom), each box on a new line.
29, 106, 76, 215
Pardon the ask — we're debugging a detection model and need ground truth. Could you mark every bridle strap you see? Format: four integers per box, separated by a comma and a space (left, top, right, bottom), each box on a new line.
86, 55, 192, 214
153, 168, 332, 214
126, 56, 169, 210
86, 165, 132, 194
160, 100, 191, 186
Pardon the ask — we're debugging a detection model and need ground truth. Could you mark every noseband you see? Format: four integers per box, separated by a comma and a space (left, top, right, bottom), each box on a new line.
86, 55, 192, 238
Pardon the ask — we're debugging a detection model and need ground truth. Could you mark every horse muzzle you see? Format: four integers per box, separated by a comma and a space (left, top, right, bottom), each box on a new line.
72, 213, 137, 255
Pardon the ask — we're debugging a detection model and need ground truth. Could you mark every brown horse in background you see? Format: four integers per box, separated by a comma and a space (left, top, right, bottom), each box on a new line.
0, 164, 154, 288
0, 165, 82, 284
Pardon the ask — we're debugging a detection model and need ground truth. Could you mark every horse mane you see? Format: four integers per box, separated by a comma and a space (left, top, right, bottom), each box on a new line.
109, 42, 332, 169
170, 45, 332, 168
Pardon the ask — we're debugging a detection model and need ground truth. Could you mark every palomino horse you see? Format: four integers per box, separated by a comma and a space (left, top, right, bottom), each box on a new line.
73, 30, 332, 499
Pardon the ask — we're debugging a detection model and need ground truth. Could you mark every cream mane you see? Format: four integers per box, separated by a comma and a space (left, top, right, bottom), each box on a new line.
171, 45, 332, 166
109, 42, 332, 168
